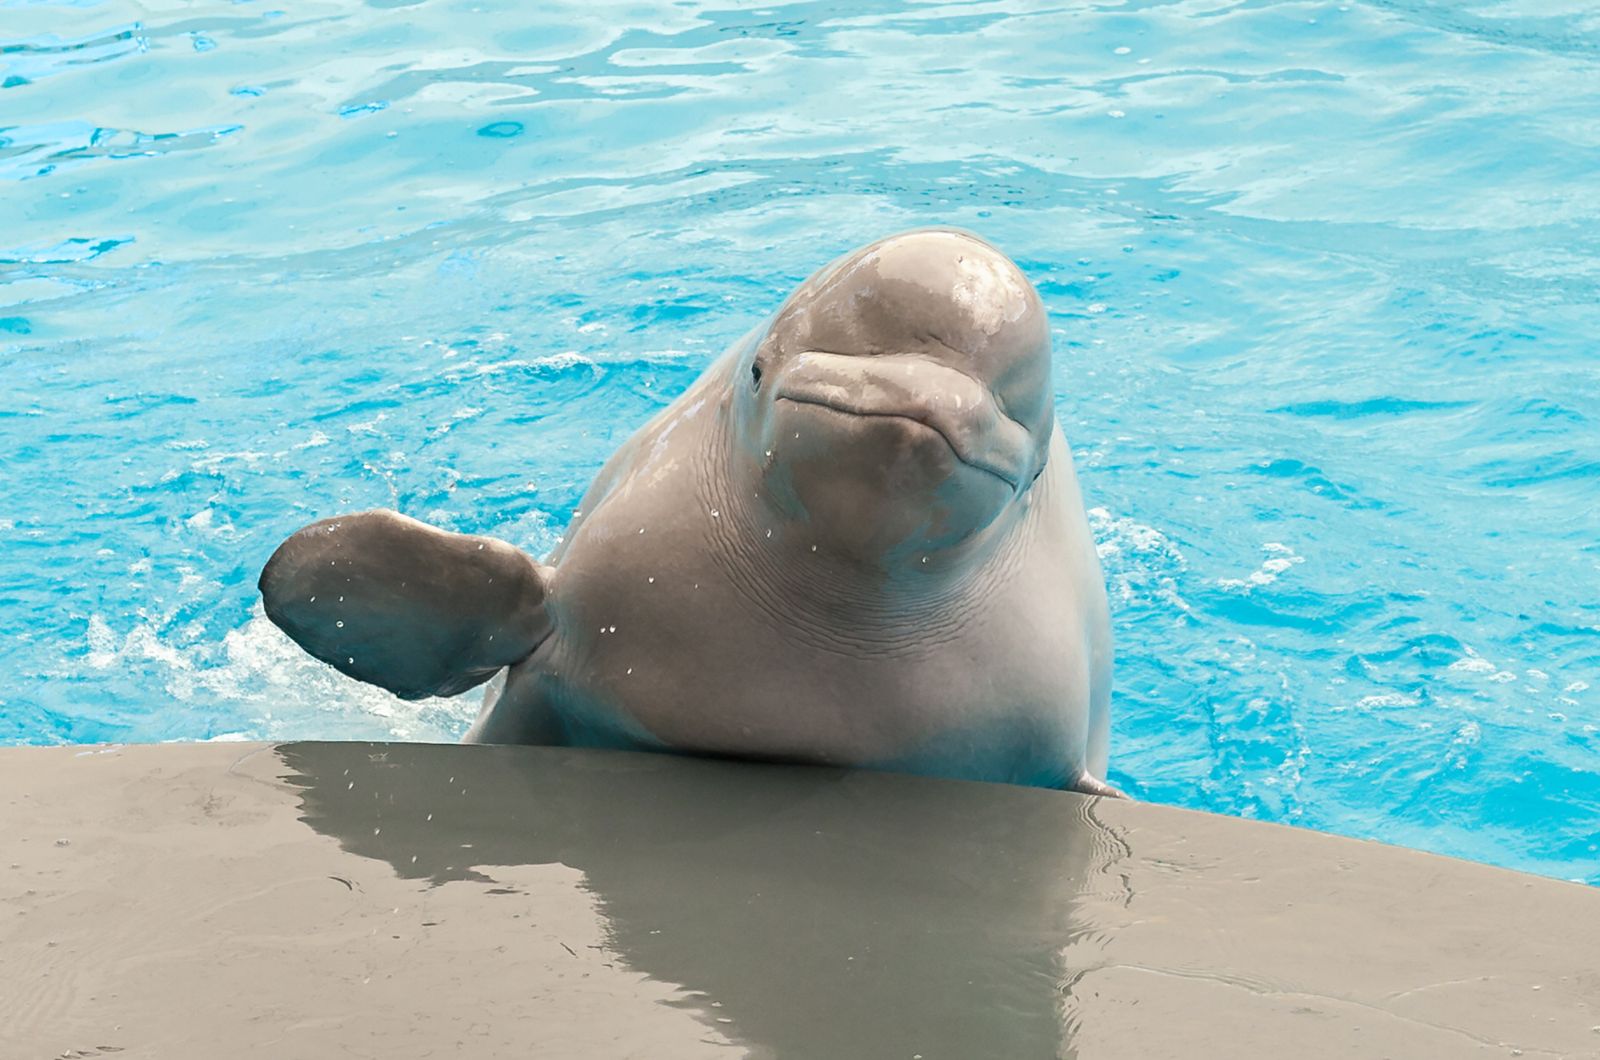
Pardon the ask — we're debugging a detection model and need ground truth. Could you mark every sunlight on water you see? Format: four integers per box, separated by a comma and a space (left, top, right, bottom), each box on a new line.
2, 0, 1597, 885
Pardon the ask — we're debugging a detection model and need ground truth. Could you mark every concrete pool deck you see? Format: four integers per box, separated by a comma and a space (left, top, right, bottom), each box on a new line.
3, 741, 1596, 1058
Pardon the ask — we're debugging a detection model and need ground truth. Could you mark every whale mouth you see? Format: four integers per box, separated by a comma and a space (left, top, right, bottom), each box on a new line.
768, 350, 1038, 491
774, 392, 1021, 490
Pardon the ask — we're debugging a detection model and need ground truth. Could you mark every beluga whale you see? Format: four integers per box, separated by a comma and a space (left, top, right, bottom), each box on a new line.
260, 228, 1120, 795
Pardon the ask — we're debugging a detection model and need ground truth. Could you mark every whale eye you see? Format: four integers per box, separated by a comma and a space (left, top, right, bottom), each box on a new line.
751, 361, 763, 389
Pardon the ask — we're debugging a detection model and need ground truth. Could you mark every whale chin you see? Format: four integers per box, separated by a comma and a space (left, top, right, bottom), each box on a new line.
755, 401, 1014, 558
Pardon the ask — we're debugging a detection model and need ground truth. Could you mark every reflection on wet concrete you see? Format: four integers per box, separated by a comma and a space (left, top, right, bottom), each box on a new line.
279, 741, 1129, 1058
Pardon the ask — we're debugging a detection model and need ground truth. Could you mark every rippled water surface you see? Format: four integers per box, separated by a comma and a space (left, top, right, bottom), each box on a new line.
3, 0, 1597, 883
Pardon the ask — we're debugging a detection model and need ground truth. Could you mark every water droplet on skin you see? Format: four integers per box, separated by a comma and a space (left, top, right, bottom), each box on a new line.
309, 596, 316, 602
810, 545, 818, 552
710, 509, 719, 518
347, 781, 354, 790
426, 813, 432, 821
348, 657, 354, 664
609, 625, 616, 633
373, 827, 381, 835
921, 556, 928, 564
626, 668, 633, 674
638, 527, 645, 534
339, 596, 344, 602
336, 620, 344, 628
477, 543, 483, 550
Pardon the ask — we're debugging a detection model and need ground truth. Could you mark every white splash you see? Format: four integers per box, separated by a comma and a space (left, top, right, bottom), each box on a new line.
1088, 506, 1192, 615
1218, 542, 1304, 590
84, 606, 477, 742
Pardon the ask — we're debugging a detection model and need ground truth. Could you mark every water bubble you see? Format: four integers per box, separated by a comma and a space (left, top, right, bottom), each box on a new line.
336, 620, 344, 628
1114, 46, 1131, 54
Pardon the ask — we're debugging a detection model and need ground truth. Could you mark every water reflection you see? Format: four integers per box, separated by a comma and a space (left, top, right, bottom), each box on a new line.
279, 741, 1130, 1057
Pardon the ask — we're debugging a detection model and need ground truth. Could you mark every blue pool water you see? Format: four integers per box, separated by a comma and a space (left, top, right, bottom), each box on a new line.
3, 0, 1596, 885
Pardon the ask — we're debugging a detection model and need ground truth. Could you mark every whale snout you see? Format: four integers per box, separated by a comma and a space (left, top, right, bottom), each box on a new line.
772, 351, 1035, 489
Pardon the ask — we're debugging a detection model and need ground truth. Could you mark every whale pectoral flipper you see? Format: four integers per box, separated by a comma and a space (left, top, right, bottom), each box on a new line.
1069, 772, 1129, 800
259, 509, 553, 700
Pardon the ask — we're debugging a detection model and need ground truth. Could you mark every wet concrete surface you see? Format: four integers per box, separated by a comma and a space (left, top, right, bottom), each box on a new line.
2, 741, 1597, 1058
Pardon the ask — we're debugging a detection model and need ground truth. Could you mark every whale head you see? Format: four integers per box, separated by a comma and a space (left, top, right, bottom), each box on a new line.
731, 229, 1055, 562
